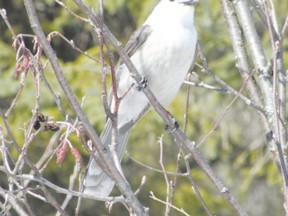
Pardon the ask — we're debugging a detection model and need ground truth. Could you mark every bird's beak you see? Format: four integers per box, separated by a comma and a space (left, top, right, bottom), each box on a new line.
178, 0, 198, 5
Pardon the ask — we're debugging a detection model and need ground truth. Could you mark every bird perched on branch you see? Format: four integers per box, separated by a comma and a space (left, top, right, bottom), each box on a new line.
83, 0, 198, 197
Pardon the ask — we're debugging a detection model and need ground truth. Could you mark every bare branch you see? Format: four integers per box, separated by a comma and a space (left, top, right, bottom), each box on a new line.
232, 0, 273, 112
0, 8, 17, 39
0, 188, 29, 216
15, 174, 125, 203
22, 0, 147, 215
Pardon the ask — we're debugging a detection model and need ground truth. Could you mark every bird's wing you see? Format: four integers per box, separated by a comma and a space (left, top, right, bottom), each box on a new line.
115, 24, 152, 80
105, 25, 152, 130
124, 24, 152, 58
108, 24, 152, 97
113, 25, 153, 131
83, 27, 152, 196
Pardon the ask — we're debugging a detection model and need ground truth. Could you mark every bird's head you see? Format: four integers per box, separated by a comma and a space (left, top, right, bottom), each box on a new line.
167, 0, 198, 5
144, 0, 197, 26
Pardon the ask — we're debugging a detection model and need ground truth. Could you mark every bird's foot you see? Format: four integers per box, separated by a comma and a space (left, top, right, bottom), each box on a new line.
164, 112, 179, 133
136, 77, 148, 91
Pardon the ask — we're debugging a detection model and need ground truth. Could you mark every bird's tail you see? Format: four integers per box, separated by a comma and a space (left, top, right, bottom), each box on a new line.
82, 119, 130, 197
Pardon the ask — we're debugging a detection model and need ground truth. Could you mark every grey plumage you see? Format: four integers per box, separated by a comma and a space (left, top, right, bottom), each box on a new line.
83, 26, 152, 197
83, 119, 130, 196
83, 0, 198, 197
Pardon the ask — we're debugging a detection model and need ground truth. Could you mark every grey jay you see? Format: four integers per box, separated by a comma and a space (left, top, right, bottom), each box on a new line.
83, 0, 198, 196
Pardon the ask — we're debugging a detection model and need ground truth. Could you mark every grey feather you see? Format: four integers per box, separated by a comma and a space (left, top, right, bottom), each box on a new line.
82, 0, 197, 197
83, 119, 130, 196
124, 25, 152, 58
82, 25, 152, 197
116, 25, 152, 82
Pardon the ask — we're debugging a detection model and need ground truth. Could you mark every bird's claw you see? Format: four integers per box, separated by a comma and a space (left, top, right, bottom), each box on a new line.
164, 117, 179, 133
136, 77, 148, 91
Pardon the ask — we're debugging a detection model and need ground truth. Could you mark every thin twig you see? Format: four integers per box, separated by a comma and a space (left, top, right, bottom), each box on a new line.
0, 8, 17, 38
281, 16, 288, 38
0, 189, 29, 216
55, 0, 89, 22
126, 151, 188, 176
47, 31, 99, 62
15, 174, 125, 202
183, 155, 215, 216
197, 69, 255, 147
197, 45, 266, 115
55, 164, 80, 216
183, 80, 228, 94
149, 191, 190, 216
158, 136, 172, 216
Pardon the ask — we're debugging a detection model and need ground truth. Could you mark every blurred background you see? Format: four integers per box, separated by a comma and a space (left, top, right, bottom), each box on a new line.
0, 0, 288, 215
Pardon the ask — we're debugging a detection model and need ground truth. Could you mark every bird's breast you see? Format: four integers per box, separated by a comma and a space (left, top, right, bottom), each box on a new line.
135, 25, 197, 104
115, 24, 197, 127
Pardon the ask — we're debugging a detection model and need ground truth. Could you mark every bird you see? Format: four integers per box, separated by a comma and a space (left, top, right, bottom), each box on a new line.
83, 0, 198, 197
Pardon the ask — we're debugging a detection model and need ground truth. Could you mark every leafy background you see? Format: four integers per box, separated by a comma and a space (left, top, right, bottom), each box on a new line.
0, 0, 288, 215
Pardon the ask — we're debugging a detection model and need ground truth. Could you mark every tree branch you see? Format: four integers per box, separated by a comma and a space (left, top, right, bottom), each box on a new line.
22, 0, 147, 215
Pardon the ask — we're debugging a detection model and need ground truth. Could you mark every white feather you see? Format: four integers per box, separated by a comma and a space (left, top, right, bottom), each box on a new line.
116, 0, 197, 128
